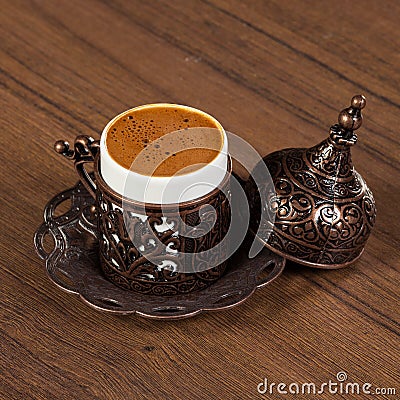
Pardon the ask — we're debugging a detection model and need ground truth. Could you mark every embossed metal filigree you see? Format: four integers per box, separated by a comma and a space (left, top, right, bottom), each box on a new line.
54, 135, 232, 295
94, 158, 231, 295
247, 95, 376, 268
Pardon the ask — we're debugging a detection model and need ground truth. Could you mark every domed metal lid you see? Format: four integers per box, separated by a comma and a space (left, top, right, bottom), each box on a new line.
248, 95, 376, 269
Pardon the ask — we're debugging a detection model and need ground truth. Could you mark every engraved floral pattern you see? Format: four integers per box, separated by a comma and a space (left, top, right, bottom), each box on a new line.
248, 136, 376, 267
96, 187, 231, 295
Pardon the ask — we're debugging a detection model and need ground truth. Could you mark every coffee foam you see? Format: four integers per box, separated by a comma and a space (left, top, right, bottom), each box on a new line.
105, 105, 223, 177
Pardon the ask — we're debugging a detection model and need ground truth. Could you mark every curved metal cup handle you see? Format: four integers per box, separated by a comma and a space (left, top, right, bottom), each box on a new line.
54, 135, 100, 199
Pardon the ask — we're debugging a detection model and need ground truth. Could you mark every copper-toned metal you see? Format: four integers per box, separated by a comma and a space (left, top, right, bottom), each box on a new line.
54, 136, 232, 295
33, 180, 285, 319
247, 95, 376, 268
54, 136, 99, 198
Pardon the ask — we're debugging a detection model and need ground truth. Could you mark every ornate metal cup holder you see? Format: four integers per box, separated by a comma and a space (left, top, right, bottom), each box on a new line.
34, 179, 285, 320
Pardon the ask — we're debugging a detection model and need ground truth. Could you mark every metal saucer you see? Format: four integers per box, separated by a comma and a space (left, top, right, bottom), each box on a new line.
34, 180, 285, 320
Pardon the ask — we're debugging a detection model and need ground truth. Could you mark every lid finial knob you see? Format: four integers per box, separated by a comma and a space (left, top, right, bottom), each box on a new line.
338, 94, 366, 132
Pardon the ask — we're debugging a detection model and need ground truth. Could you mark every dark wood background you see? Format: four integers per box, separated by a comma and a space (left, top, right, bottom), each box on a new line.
1, 1, 399, 399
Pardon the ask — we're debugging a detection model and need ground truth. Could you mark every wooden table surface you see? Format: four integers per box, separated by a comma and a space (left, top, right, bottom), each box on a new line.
1, 1, 399, 399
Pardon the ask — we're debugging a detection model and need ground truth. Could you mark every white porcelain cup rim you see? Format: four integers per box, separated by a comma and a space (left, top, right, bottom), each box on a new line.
99, 103, 229, 204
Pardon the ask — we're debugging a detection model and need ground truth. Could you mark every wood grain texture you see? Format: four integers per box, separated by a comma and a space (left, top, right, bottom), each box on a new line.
1, 1, 399, 399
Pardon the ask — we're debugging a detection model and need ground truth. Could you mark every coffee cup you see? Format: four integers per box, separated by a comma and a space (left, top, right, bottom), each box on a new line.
54, 104, 232, 295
